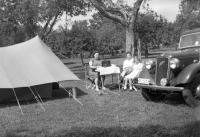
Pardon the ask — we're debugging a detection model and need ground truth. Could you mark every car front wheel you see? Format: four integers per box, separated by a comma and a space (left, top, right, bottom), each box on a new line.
182, 74, 200, 107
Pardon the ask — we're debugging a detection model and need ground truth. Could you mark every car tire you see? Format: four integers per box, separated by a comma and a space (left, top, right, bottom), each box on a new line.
182, 74, 200, 107
141, 88, 165, 102
182, 88, 197, 107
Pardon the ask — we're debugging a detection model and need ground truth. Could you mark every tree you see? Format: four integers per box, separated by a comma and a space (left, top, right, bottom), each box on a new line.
89, 13, 125, 56
0, 0, 89, 46
175, 0, 200, 31
137, 10, 175, 57
88, 0, 145, 55
59, 20, 98, 65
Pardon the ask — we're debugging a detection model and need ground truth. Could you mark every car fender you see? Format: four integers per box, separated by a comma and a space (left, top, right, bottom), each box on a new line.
173, 63, 200, 85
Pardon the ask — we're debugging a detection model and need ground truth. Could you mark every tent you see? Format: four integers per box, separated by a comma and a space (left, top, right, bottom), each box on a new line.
0, 36, 79, 107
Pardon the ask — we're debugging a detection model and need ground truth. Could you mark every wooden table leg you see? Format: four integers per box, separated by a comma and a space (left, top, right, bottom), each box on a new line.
101, 75, 104, 89
118, 74, 121, 92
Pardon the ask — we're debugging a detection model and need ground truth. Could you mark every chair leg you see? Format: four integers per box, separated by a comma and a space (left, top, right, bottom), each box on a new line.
132, 85, 138, 92
85, 77, 96, 90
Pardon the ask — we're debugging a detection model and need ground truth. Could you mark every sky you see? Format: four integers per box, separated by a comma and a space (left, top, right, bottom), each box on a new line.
54, 0, 181, 29
147, 0, 181, 22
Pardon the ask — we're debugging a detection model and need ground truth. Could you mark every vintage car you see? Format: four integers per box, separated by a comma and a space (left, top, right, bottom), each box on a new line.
135, 28, 200, 107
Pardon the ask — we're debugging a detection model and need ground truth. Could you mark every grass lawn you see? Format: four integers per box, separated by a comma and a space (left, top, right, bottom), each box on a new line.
0, 57, 200, 137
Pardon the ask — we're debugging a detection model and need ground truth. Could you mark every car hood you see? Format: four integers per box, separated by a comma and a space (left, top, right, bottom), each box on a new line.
160, 48, 200, 59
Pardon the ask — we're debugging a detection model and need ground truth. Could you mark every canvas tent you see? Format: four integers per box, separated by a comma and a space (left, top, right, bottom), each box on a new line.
0, 35, 79, 104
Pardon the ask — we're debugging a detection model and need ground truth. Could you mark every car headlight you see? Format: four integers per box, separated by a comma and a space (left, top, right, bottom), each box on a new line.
169, 58, 180, 69
145, 59, 154, 69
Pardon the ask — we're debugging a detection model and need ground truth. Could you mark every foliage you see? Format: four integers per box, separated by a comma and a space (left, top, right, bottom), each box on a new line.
174, 0, 200, 37
88, 0, 145, 54
90, 14, 125, 55
138, 12, 175, 47
46, 10, 178, 59
0, 0, 88, 47
46, 14, 125, 59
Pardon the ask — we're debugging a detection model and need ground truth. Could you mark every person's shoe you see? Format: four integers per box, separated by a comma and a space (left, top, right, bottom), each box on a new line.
95, 87, 100, 91
123, 86, 127, 90
129, 86, 133, 91
102, 86, 106, 91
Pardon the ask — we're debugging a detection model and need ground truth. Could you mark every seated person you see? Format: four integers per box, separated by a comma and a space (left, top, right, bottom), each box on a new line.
89, 52, 106, 94
124, 56, 144, 90
121, 52, 134, 78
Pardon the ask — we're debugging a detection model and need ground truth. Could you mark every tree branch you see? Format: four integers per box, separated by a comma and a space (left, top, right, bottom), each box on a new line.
41, 11, 61, 39
130, 0, 144, 24
105, 7, 128, 20
41, 16, 52, 35
89, 0, 127, 26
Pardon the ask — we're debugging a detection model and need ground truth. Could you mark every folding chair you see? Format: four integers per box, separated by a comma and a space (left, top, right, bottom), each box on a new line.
121, 77, 138, 91
132, 78, 138, 91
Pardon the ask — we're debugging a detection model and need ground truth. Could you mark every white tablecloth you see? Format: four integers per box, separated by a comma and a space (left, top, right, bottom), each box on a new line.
96, 64, 120, 75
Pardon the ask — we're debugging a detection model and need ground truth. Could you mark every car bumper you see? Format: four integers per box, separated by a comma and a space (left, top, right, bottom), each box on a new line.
134, 84, 184, 92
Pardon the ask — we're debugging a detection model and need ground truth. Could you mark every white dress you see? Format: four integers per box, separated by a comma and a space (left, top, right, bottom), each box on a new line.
121, 58, 134, 77
125, 63, 144, 79
123, 58, 134, 70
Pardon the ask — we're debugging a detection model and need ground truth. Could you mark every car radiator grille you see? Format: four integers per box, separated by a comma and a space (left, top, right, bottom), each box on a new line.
156, 57, 169, 85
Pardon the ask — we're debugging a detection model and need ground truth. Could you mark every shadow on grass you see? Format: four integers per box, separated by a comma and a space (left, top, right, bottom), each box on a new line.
4, 121, 200, 137
164, 93, 186, 106
105, 83, 120, 91
52, 87, 87, 99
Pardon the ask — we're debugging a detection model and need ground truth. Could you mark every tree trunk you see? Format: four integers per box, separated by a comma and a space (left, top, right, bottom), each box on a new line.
80, 52, 84, 67
125, 25, 134, 54
138, 39, 142, 61
145, 44, 148, 58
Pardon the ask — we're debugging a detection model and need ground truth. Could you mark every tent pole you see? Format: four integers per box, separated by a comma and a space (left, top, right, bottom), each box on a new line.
33, 87, 44, 104
28, 87, 45, 112
12, 89, 24, 115
59, 83, 83, 106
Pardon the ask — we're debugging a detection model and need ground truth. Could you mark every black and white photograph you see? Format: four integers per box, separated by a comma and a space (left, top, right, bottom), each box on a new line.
0, 0, 200, 136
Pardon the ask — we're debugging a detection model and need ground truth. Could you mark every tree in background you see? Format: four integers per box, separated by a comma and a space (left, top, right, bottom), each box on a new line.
67, 21, 96, 65
88, 0, 145, 55
46, 9, 177, 60
174, 0, 200, 39
90, 13, 125, 56
135, 8, 175, 57
0, 0, 88, 46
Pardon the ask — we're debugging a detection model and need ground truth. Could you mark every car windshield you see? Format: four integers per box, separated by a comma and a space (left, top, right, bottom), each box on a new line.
179, 33, 200, 48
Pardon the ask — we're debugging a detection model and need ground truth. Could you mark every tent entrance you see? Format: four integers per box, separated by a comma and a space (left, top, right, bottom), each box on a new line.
0, 83, 53, 104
